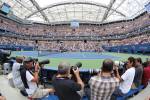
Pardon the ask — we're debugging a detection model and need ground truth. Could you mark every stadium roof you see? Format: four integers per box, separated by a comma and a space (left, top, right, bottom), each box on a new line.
0, 0, 149, 23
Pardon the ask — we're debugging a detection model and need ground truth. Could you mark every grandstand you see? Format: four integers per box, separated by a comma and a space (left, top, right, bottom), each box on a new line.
0, 0, 150, 100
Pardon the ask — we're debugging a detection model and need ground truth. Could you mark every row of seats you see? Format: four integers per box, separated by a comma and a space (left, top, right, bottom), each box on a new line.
116, 85, 144, 100
39, 85, 144, 100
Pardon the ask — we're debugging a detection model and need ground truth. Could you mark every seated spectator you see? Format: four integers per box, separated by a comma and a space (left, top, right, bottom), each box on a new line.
12, 56, 28, 96
12, 56, 24, 89
89, 59, 119, 100
112, 57, 135, 99
52, 61, 84, 100
20, 57, 54, 98
133, 57, 143, 87
142, 60, 150, 87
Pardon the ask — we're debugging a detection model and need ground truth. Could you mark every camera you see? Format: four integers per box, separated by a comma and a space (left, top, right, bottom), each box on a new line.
88, 69, 100, 76
71, 62, 82, 71
31, 58, 50, 67
39, 59, 50, 65
70, 62, 82, 81
114, 60, 126, 76
0, 49, 11, 64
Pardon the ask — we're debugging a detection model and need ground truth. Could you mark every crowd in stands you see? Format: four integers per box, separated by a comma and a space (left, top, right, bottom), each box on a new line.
106, 34, 150, 47
0, 37, 35, 47
0, 34, 150, 52
0, 12, 149, 37
37, 41, 102, 52
0, 12, 149, 52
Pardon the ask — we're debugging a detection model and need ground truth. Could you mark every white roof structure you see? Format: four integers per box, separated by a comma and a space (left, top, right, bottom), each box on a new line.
0, 0, 149, 23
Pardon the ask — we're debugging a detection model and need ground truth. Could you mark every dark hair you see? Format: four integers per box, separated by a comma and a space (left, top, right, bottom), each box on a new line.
128, 57, 135, 67
136, 57, 142, 64
102, 59, 114, 72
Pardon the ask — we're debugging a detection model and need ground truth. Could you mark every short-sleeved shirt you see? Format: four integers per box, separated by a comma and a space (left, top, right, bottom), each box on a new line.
142, 66, 150, 86
89, 75, 119, 100
25, 71, 38, 96
119, 67, 135, 94
52, 77, 81, 100
12, 62, 24, 89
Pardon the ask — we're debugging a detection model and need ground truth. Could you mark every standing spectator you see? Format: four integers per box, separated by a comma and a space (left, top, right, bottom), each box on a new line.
133, 57, 143, 87
142, 60, 150, 87
112, 57, 135, 99
89, 59, 119, 100
52, 61, 84, 100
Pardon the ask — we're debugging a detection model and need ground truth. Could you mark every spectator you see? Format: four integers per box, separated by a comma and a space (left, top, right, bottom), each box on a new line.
133, 57, 143, 87
142, 60, 150, 87
89, 59, 119, 100
52, 61, 84, 100
12, 56, 28, 96
20, 57, 54, 98
112, 57, 135, 99
12, 56, 24, 89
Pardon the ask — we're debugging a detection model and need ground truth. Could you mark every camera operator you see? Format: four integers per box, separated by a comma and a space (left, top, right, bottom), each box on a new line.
112, 57, 135, 99
89, 59, 119, 100
20, 57, 54, 99
52, 61, 84, 100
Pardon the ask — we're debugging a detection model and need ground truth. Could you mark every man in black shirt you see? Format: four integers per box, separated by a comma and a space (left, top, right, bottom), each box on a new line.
133, 57, 143, 87
52, 61, 84, 100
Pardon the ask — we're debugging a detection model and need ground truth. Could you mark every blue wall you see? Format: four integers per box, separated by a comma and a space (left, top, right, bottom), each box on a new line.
103, 43, 150, 54
0, 44, 34, 51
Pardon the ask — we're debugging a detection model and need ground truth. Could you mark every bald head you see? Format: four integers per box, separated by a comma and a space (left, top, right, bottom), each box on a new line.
102, 59, 114, 72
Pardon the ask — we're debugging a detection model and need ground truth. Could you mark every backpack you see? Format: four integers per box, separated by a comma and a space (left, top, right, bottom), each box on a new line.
20, 65, 37, 89
20, 65, 30, 89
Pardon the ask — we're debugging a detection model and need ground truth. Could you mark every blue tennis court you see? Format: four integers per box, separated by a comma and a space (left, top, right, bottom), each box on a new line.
12, 51, 120, 60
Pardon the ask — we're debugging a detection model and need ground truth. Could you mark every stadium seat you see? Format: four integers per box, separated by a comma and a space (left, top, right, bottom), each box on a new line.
82, 96, 89, 100
134, 85, 145, 92
116, 85, 144, 100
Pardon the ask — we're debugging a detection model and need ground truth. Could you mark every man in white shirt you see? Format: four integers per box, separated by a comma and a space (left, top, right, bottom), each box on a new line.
12, 56, 28, 96
12, 57, 24, 90
112, 57, 135, 99
20, 57, 54, 98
